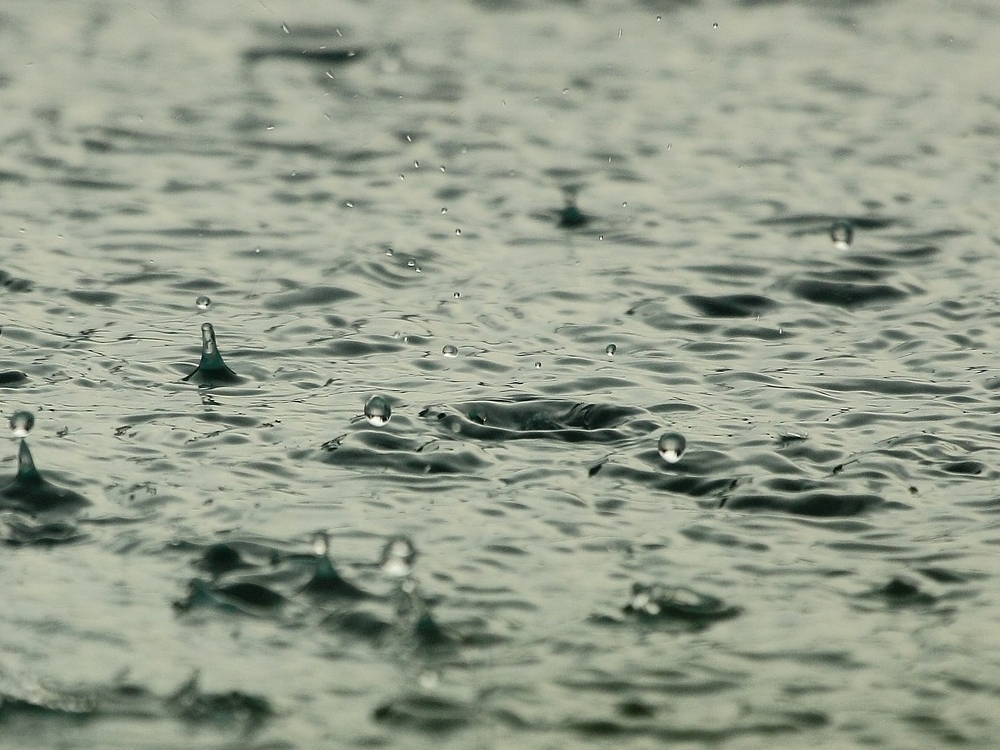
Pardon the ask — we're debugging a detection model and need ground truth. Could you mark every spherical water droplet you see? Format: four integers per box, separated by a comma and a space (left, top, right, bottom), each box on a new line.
195, 295, 211, 311
380, 536, 417, 577
312, 531, 330, 558
452, 291, 460, 298
441, 207, 448, 214
534, 361, 542, 369
9, 411, 34, 438
364, 395, 392, 427
830, 219, 854, 250
605, 343, 617, 356
442, 344, 458, 358
657, 432, 686, 464
712, 21, 719, 28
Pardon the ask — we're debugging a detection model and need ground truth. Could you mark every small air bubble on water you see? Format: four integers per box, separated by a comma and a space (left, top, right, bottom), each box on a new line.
380, 536, 417, 577
9, 410, 34, 438
830, 219, 854, 250
195, 295, 211, 311
442, 344, 458, 358
364, 395, 392, 427
605, 343, 617, 356
657, 432, 686, 464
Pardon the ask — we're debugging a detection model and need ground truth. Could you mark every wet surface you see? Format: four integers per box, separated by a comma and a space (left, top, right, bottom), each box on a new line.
3, 0, 1000, 747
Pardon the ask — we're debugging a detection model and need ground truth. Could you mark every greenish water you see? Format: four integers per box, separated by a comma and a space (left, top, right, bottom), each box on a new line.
2, 0, 1000, 747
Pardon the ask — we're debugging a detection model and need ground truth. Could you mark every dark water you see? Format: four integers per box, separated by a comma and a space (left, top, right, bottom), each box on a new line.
2, 0, 1000, 747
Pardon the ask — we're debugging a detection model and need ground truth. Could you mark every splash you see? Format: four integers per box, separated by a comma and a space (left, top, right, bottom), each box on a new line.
183, 323, 242, 385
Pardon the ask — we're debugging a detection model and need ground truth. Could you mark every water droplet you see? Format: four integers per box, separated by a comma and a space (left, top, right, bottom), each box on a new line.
413, 160, 420, 169
281, 22, 290, 33
9, 410, 34, 438
195, 295, 211, 311
380, 536, 417, 577
830, 219, 854, 250
658, 432, 686, 464
656, 15, 662, 21
439, 165, 446, 172
452, 291, 460, 298
605, 343, 617, 357
312, 531, 330, 558
364, 395, 392, 427
713, 22, 719, 28
534, 361, 542, 369
440, 207, 448, 214
455, 228, 462, 236
442, 344, 458, 358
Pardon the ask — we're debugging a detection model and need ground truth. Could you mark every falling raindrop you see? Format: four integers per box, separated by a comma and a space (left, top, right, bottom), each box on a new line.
442, 345, 458, 358
534, 361, 542, 369
9, 411, 34, 438
195, 295, 211, 311
364, 396, 392, 427
830, 219, 854, 250
657, 432, 686, 464
453, 291, 461, 299
380, 536, 417, 578
313, 530, 330, 558
605, 343, 617, 357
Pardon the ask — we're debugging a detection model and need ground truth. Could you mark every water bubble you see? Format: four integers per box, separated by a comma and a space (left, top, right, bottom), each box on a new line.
364, 395, 392, 427
442, 344, 458, 358
195, 295, 211, 311
9, 410, 34, 438
380, 536, 417, 578
830, 219, 854, 250
605, 343, 617, 356
312, 530, 330, 558
657, 432, 686, 464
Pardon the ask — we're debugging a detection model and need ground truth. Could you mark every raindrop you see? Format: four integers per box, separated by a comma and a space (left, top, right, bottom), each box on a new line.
830, 219, 854, 250
281, 22, 290, 33
442, 344, 458, 358
195, 295, 211, 311
312, 530, 330, 558
9, 410, 34, 438
605, 343, 617, 356
364, 395, 392, 427
413, 160, 420, 168
439, 165, 446, 172
441, 207, 448, 214
455, 228, 462, 236
657, 432, 686, 464
452, 291, 460, 298
380, 536, 417, 578
713, 22, 719, 28
534, 361, 542, 369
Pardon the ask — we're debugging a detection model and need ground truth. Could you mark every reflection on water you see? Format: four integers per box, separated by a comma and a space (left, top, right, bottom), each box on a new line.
2, 0, 1000, 747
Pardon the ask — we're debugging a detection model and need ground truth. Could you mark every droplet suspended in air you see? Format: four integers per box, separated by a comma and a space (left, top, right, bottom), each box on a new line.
830, 219, 854, 250
9, 411, 34, 438
364, 395, 392, 427
442, 345, 458, 358
657, 432, 686, 464
605, 344, 617, 357
183, 323, 241, 385
312, 530, 330, 558
380, 536, 417, 578
195, 295, 211, 311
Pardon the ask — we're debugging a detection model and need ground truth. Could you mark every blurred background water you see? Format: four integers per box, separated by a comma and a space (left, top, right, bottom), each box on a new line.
2, 0, 1000, 747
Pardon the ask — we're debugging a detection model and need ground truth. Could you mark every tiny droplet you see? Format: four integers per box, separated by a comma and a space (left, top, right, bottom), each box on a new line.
442, 344, 458, 358
196, 295, 211, 311
605, 343, 617, 356
312, 531, 330, 557
364, 395, 392, 427
380, 536, 417, 577
9, 410, 34, 438
830, 219, 854, 250
658, 432, 686, 464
